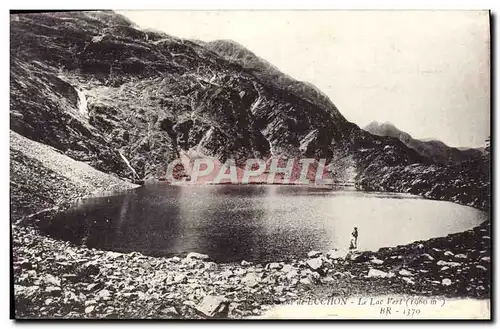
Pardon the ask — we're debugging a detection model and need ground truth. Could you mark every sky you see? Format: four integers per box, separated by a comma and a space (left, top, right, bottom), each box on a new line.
119, 10, 490, 148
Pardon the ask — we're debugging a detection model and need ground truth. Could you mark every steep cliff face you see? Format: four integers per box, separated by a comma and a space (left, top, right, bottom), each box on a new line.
10, 11, 490, 209
10, 11, 364, 181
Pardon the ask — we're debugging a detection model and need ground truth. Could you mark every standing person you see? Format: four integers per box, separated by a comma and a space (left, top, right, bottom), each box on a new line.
352, 227, 358, 249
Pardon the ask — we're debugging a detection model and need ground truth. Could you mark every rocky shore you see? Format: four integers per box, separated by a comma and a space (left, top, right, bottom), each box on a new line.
11, 129, 491, 319
13, 220, 490, 319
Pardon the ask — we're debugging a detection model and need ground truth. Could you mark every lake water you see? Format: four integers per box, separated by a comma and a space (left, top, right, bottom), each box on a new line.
40, 184, 488, 263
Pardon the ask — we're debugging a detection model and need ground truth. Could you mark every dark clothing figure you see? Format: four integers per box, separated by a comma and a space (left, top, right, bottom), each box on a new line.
351, 227, 358, 249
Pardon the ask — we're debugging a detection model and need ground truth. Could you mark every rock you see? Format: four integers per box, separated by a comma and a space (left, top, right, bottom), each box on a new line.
96, 289, 111, 300
85, 299, 97, 306
267, 263, 283, 270
307, 250, 322, 258
106, 251, 122, 259
85, 305, 95, 314
367, 269, 389, 278
399, 269, 413, 277
480, 257, 490, 263
309, 271, 321, 282
79, 263, 100, 277
476, 265, 488, 271
281, 264, 293, 273
169, 256, 181, 263
370, 257, 384, 265
161, 306, 179, 317
86, 283, 101, 292
183, 300, 196, 308
440, 266, 450, 272
234, 268, 246, 276
285, 269, 299, 280
436, 260, 460, 267
454, 254, 467, 259
442, 278, 452, 286
421, 253, 434, 261
196, 295, 229, 318
306, 258, 323, 272
43, 274, 61, 286
45, 286, 62, 296
204, 262, 218, 271
326, 249, 347, 260
321, 277, 335, 283
241, 260, 252, 266
141, 261, 153, 270
186, 252, 210, 261
402, 277, 415, 285
444, 251, 454, 257
221, 269, 234, 278
348, 252, 370, 263
299, 278, 312, 285
242, 272, 260, 288
173, 274, 187, 284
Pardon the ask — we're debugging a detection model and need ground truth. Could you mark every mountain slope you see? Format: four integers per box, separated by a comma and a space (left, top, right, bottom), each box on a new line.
10, 11, 490, 209
364, 121, 485, 164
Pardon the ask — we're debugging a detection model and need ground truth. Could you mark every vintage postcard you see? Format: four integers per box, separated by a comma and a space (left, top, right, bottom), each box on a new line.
10, 10, 491, 320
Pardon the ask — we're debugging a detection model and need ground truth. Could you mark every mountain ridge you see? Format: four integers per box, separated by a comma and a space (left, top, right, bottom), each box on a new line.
364, 121, 485, 165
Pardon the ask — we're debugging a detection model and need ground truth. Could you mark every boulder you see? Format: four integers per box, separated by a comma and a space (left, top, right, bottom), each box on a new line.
442, 278, 452, 286
96, 289, 111, 300
476, 265, 488, 271
402, 277, 415, 285
307, 250, 322, 258
398, 269, 413, 277
45, 286, 62, 296
420, 253, 434, 261
367, 269, 389, 278
106, 251, 122, 259
267, 263, 283, 270
454, 254, 467, 259
204, 262, 218, 271
370, 257, 384, 265
171, 273, 187, 284
186, 252, 210, 261
480, 257, 491, 263
299, 278, 312, 285
326, 249, 347, 260
161, 306, 180, 317
195, 295, 229, 318
436, 260, 460, 267
42, 274, 61, 286
306, 258, 323, 272
234, 268, 246, 276
241, 260, 252, 266
242, 272, 260, 288
309, 271, 321, 282
444, 251, 454, 257
85, 306, 95, 314
348, 252, 370, 263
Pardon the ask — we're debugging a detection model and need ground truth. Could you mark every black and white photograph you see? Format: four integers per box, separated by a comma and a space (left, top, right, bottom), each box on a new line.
9, 9, 491, 319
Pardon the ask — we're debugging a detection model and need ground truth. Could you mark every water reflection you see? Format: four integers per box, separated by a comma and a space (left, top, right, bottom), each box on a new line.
39, 185, 488, 263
